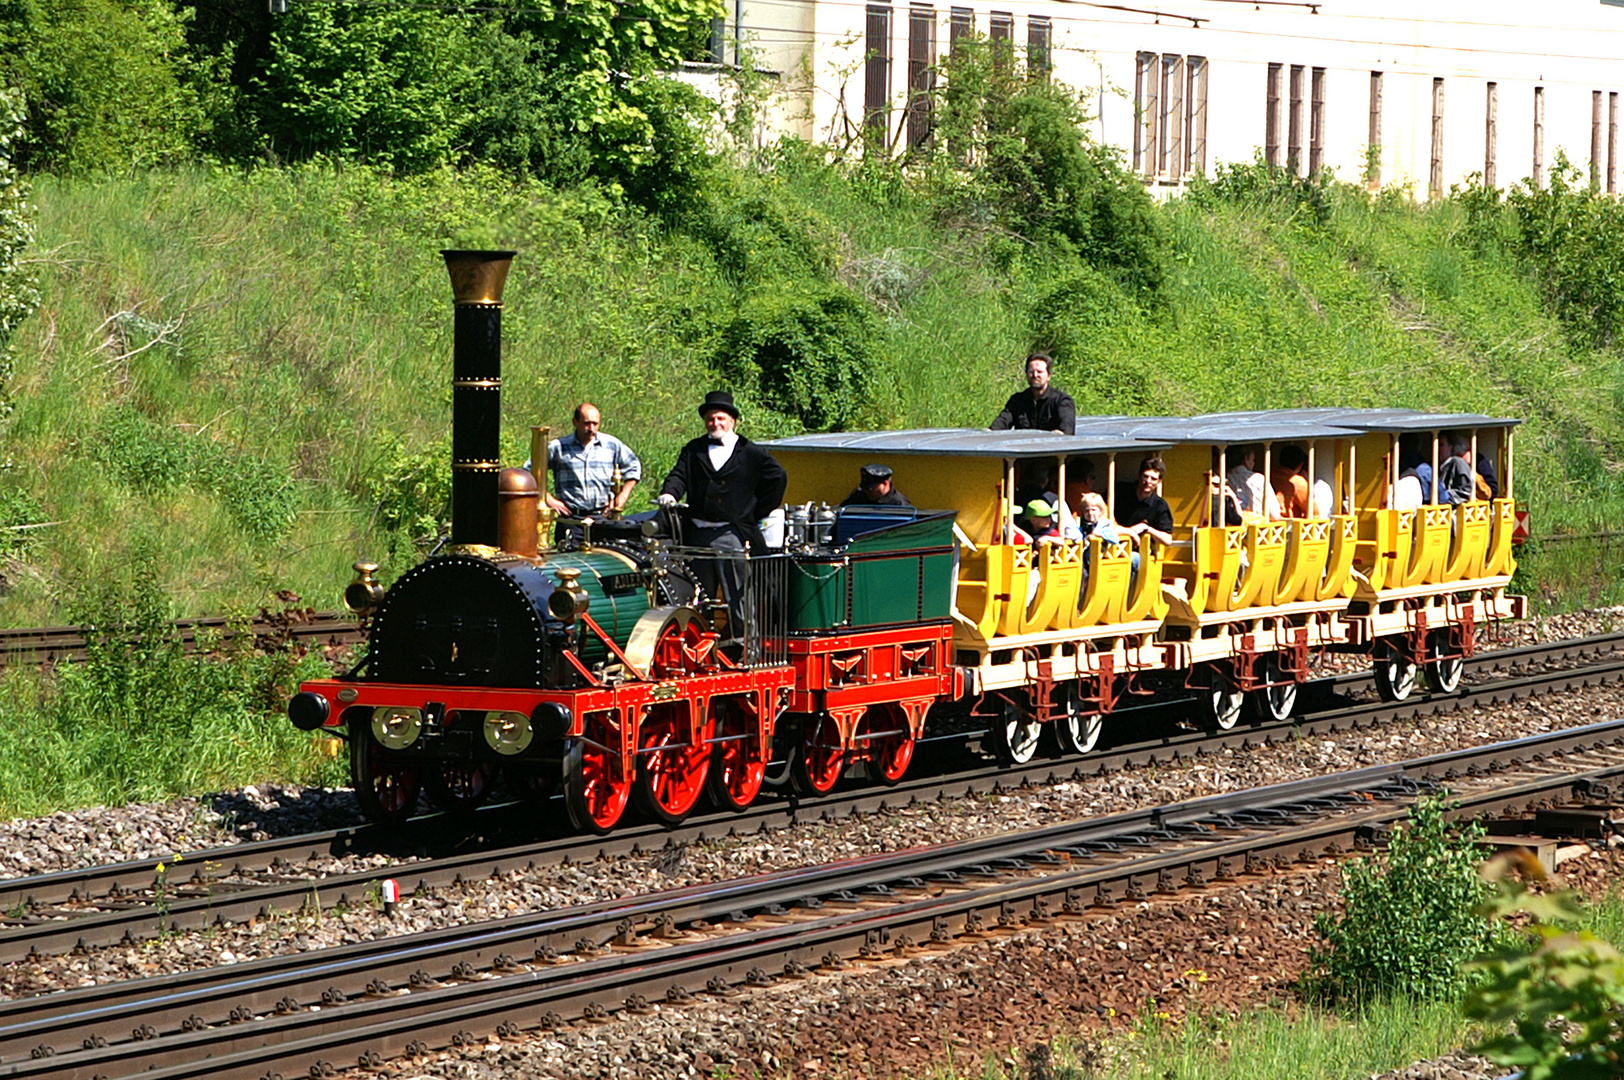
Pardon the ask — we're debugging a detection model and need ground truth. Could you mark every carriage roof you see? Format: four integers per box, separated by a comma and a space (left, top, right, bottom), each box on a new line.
1190, 408, 1522, 432
763, 427, 1168, 457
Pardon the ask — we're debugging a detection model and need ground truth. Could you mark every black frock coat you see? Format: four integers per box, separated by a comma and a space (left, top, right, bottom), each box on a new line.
659, 436, 788, 551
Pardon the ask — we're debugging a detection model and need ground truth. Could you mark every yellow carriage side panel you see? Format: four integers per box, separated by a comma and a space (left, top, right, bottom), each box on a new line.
1404, 504, 1454, 586
1224, 521, 1289, 611
996, 545, 1035, 636
1317, 515, 1359, 600
1078, 538, 1133, 627
1350, 432, 1391, 511
772, 449, 1006, 546
1152, 444, 1214, 525
1486, 498, 1518, 576
1122, 535, 1170, 622
1276, 517, 1333, 604
1444, 500, 1493, 581
1355, 509, 1412, 594
1025, 540, 1084, 632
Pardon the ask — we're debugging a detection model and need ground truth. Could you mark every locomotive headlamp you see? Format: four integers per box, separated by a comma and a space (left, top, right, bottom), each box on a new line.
548, 566, 591, 622
344, 561, 385, 615
482, 710, 534, 755
371, 707, 423, 750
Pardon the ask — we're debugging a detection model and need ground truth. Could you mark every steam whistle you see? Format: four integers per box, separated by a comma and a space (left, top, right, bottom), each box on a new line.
607, 463, 625, 520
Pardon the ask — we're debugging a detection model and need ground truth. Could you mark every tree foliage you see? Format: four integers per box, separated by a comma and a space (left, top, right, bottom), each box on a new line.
1504, 154, 1624, 349
0, 88, 34, 416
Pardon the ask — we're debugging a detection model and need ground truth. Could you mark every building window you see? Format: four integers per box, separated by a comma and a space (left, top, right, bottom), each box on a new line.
1161, 54, 1185, 176
948, 6, 972, 52
1610, 92, 1618, 194
1288, 64, 1305, 175
1368, 71, 1383, 184
865, 4, 892, 146
1135, 52, 1159, 174
1265, 63, 1283, 169
907, 5, 935, 150
1308, 67, 1326, 174
1187, 56, 1209, 175
1533, 84, 1545, 187
1026, 16, 1051, 81
989, 11, 1013, 70
1594, 90, 1606, 190
1484, 81, 1498, 188
1430, 77, 1445, 199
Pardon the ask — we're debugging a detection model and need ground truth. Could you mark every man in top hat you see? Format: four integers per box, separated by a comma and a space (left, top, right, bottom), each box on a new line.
840, 464, 912, 508
658, 391, 787, 643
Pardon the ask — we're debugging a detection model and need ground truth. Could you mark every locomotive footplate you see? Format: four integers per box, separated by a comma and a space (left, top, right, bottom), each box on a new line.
780, 622, 962, 715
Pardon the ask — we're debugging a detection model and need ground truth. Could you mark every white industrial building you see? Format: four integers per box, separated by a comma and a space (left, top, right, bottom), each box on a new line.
689, 1, 1624, 197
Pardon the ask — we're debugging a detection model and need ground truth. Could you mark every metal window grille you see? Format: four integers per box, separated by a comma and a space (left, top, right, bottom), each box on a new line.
1287, 64, 1304, 175
1265, 63, 1283, 169
1308, 66, 1325, 174
1485, 81, 1498, 188
1137, 52, 1159, 175
865, 5, 893, 147
989, 11, 1013, 70
1026, 16, 1051, 81
948, 6, 972, 53
1161, 54, 1185, 178
907, 5, 936, 150
1431, 77, 1445, 200
1187, 56, 1209, 175
1533, 84, 1545, 187
1368, 70, 1383, 183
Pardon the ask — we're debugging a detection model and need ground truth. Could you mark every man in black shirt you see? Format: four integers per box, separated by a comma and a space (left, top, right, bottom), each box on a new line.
1116, 455, 1174, 547
989, 353, 1077, 435
840, 463, 913, 507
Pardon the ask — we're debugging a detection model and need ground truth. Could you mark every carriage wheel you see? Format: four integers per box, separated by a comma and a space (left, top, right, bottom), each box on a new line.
565, 712, 632, 834
634, 704, 712, 825
1372, 637, 1418, 702
791, 713, 846, 795
707, 698, 765, 811
1424, 629, 1464, 693
350, 721, 421, 823
423, 760, 496, 814
1202, 662, 1246, 732
1251, 653, 1298, 723
1051, 683, 1104, 755
860, 704, 916, 785
987, 694, 1042, 766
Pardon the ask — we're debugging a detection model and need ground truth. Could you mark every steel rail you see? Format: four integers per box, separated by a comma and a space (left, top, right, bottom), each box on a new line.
0, 612, 363, 669
1, 632, 1621, 964
11, 720, 1624, 1080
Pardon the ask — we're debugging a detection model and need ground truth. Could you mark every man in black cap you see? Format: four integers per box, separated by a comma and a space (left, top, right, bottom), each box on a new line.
658, 391, 787, 645
989, 352, 1076, 435
840, 464, 913, 508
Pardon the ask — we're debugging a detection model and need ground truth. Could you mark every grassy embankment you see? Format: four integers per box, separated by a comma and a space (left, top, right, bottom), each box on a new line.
1, 162, 1623, 812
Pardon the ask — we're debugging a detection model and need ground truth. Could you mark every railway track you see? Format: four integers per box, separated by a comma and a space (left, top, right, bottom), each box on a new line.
0, 611, 363, 668
0, 631, 1619, 965
6, 718, 1623, 1080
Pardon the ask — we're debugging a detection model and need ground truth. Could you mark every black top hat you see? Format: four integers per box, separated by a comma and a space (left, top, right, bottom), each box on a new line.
698, 390, 740, 419
859, 463, 893, 485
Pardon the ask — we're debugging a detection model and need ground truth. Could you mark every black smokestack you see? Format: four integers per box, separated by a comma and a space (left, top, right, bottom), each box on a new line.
441, 250, 516, 548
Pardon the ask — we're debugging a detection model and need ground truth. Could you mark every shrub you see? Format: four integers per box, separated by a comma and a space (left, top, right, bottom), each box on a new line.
1194, 152, 1336, 228
1025, 268, 1155, 412
714, 286, 876, 431
1505, 154, 1624, 348
0, 483, 47, 561
1305, 794, 1508, 1002
0, 88, 34, 417
370, 437, 451, 557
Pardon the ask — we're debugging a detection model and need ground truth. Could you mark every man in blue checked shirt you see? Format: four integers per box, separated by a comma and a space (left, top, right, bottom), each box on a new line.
544, 402, 642, 522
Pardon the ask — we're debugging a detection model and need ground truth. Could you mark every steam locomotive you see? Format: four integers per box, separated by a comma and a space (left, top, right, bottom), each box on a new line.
288, 250, 1526, 834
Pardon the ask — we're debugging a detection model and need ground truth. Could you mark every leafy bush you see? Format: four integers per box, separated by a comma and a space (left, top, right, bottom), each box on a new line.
370, 438, 451, 557
1305, 795, 1508, 1002
0, 88, 34, 417
1193, 152, 1336, 228
1465, 873, 1624, 1080
715, 286, 876, 430
1025, 266, 1155, 411
1505, 154, 1624, 348
0, 482, 45, 560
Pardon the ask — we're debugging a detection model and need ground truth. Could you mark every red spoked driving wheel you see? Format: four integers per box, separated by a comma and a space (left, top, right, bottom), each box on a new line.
859, 704, 915, 785
791, 712, 845, 795
424, 760, 496, 815
634, 703, 711, 825
707, 697, 765, 811
566, 711, 631, 834
350, 723, 421, 823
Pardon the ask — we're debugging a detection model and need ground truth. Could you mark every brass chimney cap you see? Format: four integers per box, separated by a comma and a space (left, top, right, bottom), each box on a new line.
441, 250, 518, 306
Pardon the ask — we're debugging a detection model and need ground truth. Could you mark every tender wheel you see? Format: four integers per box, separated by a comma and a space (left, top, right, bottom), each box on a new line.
634, 704, 711, 825
423, 761, 496, 814
1203, 662, 1246, 732
1425, 630, 1464, 693
791, 713, 846, 795
859, 704, 916, 785
707, 697, 766, 811
565, 712, 632, 834
349, 720, 420, 823
1051, 682, 1103, 755
1253, 653, 1298, 723
987, 694, 1042, 766
1373, 637, 1417, 702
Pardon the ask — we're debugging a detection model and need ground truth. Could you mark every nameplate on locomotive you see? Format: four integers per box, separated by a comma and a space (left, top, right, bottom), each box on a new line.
600, 573, 644, 594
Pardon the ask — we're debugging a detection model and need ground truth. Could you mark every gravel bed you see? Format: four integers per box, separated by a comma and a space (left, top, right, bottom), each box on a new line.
2, 607, 1623, 1075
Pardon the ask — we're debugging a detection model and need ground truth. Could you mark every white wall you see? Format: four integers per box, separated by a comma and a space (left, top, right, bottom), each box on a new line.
727, 0, 1624, 197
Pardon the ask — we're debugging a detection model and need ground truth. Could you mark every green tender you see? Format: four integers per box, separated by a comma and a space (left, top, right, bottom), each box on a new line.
788, 512, 957, 632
